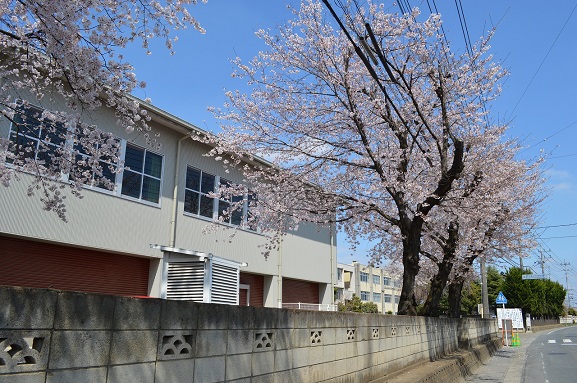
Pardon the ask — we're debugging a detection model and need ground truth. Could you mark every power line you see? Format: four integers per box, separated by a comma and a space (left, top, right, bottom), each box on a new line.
538, 222, 577, 229
509, 3, 577, 118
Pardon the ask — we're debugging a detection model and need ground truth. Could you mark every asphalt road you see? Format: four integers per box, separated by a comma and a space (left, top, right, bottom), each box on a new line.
523, 326, 577, 383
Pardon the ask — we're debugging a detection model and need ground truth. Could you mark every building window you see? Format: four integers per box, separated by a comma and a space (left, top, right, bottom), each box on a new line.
184, 167, 215, 218
72, 127, 120, 189
384, 294, 392, 303
372, 274, 380, 284
121, 144, 163, 203
394, 295, 400, 304
218, 178, 244, 225
337, 268, 343, 281
360, 272, 369, 282
383, 277, 390, 286
393, 280, 401, 288
335, 288, 343, 300
372, 292, 381, 302
7, 104, 67, 171
360, 291, 370, 301
184, 167, 257, 231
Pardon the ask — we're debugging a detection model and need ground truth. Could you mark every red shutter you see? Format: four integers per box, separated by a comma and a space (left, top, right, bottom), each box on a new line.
282, 278, 319, 304
0, 236, 150, 296
239, 272, 264, 307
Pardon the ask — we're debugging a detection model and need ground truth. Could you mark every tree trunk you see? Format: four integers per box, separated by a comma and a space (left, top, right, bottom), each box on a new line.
447, 280, 464, 318
397, 218, 423, 316
422, 221, 459, 316
422, 260, 453, 316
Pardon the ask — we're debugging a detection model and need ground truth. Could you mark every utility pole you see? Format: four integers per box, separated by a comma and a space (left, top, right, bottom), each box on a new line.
537, 249, 546, 275
562, 260, 571, 309
480, 258, 489, 318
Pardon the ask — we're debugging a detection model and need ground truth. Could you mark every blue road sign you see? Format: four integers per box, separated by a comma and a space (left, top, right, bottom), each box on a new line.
496, 291, 507, 305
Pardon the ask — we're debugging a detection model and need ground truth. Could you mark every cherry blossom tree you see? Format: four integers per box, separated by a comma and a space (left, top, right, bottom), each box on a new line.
418, 141, 545, 316
206, 0, 520, 315
0, 0, 205, 219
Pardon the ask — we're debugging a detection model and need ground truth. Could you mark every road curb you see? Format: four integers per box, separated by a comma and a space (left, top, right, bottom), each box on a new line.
370, 338, 502, 383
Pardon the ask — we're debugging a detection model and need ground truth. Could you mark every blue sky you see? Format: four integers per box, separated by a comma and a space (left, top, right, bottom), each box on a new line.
125, 1, 577, 291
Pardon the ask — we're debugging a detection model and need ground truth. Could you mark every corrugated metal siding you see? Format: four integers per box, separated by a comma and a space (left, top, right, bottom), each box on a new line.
239, 272, 264, 307
282, 278, 320, 304
0, 235, 149, 296
166, 261, 205, 301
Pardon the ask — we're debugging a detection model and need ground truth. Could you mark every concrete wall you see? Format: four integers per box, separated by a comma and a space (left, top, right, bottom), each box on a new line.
0, 286, 498, 383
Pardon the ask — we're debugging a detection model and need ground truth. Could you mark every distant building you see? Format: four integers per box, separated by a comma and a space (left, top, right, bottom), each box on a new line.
335, 261, 401, 314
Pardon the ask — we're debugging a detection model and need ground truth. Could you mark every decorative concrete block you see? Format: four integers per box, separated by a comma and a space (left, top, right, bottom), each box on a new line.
252, 350, 275, 376
54, 292, 114, 330
158, 331, 195, 360
107, 362, 155, 383
225, 353, 252, 381
0, 287, 57, 329
194, 356, 226, 383
46, 367, 106, 383
155, 359, 194, 383
253, 330, 274, 352
113, 297, 160, 330
195, 329, 228, 357
197, 303, 229, 330
109, 331, 157, 364
0, 372, 45, 383
160, 300, 198, 330
310, 329, 323, 345
0, 330, 50, 373
49, 331, 111, 369
227, 328, 253, 355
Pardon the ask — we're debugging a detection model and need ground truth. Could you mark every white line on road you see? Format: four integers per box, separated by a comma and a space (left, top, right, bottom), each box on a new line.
548, 340, 556, 343
563, 339, 572, 343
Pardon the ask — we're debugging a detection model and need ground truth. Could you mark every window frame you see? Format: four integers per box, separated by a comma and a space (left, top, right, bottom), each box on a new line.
372, 292, 381, 302
384, 294, 392, 303
6, 101, 164, 208
360, 272, 369, 282
360, 291, 370, 301
183, 166, 257, 231
372, 274, 380, 285
119, 143, 164, 205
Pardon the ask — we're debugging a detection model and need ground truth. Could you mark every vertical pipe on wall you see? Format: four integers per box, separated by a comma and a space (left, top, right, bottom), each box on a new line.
277, 232, 283, 308
169, 134, 191, 248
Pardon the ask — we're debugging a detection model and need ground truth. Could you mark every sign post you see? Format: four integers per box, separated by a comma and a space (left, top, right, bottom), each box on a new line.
496, 291, 509, 346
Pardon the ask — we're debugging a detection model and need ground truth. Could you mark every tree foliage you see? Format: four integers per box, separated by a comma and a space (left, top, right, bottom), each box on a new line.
0, 0, 205, 219
501, 267, 565, 318
208, 0, 543, 315
338, 294, 378, 313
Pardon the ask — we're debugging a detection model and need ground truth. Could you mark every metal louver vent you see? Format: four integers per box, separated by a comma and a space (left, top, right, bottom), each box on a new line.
166, 261, 205, 301
211, 262, 239, 305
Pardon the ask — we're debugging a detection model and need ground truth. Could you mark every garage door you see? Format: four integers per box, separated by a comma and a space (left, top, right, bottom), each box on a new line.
0, 236, 150, 296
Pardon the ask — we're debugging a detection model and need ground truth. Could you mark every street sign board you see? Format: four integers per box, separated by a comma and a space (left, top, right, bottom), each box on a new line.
496, 291, 507, 304
522, 274, 546, 280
